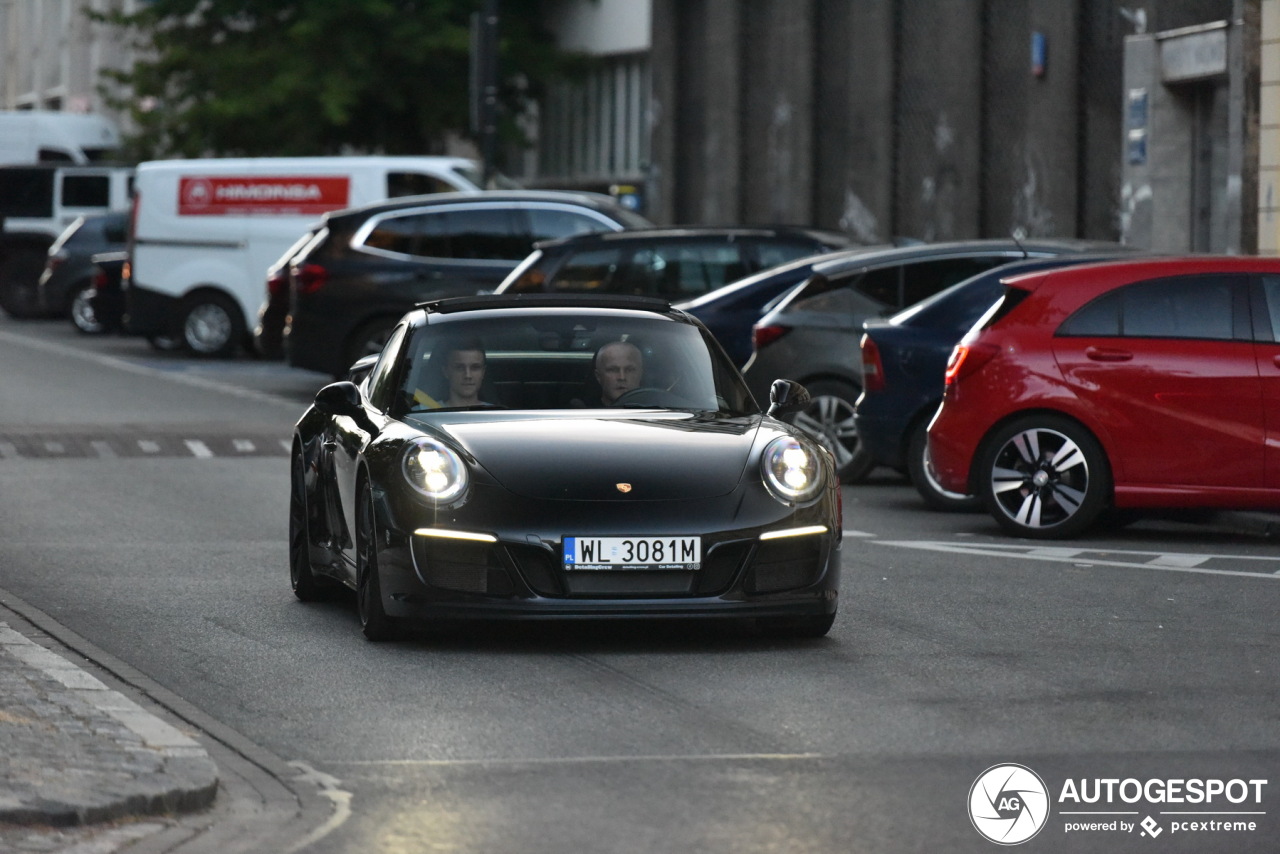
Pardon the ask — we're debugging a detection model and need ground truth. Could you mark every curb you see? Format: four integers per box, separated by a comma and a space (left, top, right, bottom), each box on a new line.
0, 621, 219, 827
1205, 510, 1280, 540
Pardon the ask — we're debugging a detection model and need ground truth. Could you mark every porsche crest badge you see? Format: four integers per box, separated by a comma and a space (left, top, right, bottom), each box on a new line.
616, 483, 633, 493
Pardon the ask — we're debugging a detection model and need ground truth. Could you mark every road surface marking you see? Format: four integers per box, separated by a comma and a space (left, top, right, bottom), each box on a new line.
874, 540, 1280, 580
183, 440, 213, 458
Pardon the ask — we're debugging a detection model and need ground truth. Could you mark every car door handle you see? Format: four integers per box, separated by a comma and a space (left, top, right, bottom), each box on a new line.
1085, 346, 1132, 362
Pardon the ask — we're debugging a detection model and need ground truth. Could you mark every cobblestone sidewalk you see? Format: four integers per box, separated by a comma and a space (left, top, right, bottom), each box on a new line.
0, 621, 218, 831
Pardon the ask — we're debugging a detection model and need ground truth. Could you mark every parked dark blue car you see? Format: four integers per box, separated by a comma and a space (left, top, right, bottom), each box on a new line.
854, 254, 1136, 510
676, 248, 869, 367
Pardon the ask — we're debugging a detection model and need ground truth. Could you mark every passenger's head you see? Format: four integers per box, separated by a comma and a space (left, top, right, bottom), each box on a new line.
595, 340, 644, 404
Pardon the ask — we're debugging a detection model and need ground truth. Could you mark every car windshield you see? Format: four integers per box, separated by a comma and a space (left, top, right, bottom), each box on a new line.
392, 312, 757, 417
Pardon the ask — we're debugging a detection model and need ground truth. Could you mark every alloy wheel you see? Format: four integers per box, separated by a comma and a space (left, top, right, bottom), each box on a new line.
981, 418, 1108, 538
184, 302, 234, 354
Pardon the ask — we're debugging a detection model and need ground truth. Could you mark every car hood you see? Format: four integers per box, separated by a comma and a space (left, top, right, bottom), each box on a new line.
437, 412, 761, 501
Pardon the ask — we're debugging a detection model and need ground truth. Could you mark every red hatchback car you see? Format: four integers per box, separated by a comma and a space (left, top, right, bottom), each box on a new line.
928, 256, 1280, 538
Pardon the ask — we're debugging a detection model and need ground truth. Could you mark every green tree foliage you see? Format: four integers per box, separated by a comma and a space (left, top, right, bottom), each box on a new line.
93, 0, 576, 161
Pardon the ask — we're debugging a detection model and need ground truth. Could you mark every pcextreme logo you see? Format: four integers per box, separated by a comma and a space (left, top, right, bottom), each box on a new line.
969, 764, 1051, 845
969, 764, 1269, 845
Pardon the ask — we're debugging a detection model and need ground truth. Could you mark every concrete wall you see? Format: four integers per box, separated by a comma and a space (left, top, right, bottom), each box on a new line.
1261, 0, 1280, 254
1120, 16, 1253, 252
649, 0, 1241, 245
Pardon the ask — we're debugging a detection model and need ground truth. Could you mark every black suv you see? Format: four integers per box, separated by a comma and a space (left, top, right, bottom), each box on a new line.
494, 227, 852, 301
285, 191, 652, 377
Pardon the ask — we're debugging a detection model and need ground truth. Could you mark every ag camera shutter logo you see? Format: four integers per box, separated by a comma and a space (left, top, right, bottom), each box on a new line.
969, 764, 1050, 845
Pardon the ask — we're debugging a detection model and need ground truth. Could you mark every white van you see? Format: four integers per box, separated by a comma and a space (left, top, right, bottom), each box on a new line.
125, 155, 493, 356
0, 164, 134, 317
0, 111, 122, 165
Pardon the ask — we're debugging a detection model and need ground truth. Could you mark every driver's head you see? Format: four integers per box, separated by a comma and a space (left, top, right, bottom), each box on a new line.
595, 341, 643, 404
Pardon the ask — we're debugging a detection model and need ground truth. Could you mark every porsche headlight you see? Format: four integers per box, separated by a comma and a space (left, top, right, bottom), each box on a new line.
403, 438, 468, 503
761, 436, 824, 503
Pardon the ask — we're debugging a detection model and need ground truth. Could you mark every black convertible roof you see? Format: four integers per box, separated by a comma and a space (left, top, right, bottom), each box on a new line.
419, 293, 674, 314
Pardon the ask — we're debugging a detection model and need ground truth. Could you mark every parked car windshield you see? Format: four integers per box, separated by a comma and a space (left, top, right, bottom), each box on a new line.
391, 312, 757, 417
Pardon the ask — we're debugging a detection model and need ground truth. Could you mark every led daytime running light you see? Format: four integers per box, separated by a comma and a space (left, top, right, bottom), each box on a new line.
414, 528, 496, 543
759, 525, 829, 541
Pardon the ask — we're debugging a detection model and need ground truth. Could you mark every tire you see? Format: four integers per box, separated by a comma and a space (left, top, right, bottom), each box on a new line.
181, 292, 244, 358
790, 379, 875, 483
0, 247, 49, 319
975, 414, 1111, 539
290, 453, 335, 602
355, 478, 398, 641
906, 419, 980, 512
758, 612, 837, 639
70, 287, 107, 334
342, 319, 396, 377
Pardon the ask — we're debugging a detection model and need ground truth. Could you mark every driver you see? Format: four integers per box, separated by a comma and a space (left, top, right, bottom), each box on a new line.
412, 336, 490, 409
595, 340, 644, 405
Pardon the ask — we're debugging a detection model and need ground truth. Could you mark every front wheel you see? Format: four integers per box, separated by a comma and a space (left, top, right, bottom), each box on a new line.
356, 478, 398, 641
290, 453, 335, 602
907, 420, 980, 512
790, 379, 875, 483
0, 247, 48, 319
975, 415, 1111, 539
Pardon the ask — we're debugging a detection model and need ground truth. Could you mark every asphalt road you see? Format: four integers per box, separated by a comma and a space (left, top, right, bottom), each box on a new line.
0, 317, 1277, 854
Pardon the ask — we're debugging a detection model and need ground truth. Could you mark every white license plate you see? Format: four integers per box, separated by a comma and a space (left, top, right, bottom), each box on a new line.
563, 536, 701, 571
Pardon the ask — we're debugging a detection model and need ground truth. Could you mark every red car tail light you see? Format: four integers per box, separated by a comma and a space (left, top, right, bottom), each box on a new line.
753, 324, 790, 351
944, 341, 999, 387
266, 269, 289, 298
293, 263, 328, 296
91, 268, 109, 290
860, 333, 884, 392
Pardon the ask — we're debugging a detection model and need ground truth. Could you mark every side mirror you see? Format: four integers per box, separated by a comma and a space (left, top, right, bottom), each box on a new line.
767, 379, 810, 418
314, 381, 364, 418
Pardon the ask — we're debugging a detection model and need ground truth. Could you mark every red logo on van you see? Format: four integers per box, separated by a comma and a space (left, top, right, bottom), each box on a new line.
178, 176, 350, 215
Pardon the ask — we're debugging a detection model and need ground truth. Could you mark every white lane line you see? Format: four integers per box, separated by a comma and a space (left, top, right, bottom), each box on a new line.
43, 441, 65, 454
1148, 554, 1210, 568
842, 530, 875, 538
279, 439, 293, 453
90, 440, 117, 459
184, 440, 214, 458
232, 439, 256, 453
874, 540, 1280, 580
1027, 547, 1084, 558
325, 752, 827, 768
285, 762, 352, 854
138, 440, 161, 454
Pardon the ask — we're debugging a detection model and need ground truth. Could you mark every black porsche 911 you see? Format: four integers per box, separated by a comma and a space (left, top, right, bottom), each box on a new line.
289, 294, 842, 640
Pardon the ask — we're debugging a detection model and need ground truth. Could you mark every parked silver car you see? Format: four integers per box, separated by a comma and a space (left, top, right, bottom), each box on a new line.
742, 239, 1130, 481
